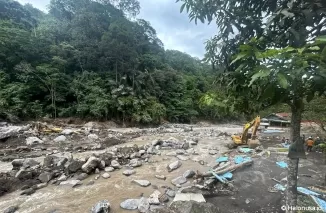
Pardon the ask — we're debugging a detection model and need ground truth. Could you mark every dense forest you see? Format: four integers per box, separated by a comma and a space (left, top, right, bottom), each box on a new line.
0, 0, 235, 124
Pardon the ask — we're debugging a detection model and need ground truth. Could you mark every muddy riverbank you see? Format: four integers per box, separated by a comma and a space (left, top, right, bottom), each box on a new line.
0, 122, 325, 213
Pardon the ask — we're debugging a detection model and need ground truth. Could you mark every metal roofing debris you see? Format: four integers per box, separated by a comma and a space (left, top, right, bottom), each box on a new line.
216, 156, 228, 163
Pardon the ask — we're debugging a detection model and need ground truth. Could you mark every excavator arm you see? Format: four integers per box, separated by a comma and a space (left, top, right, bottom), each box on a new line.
231, 116, 261, 146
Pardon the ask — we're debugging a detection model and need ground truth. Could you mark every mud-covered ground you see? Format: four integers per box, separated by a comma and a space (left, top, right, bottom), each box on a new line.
0, 121, 325, 213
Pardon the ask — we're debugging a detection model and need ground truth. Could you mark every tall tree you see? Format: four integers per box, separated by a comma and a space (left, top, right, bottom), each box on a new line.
177, 0, 326, 211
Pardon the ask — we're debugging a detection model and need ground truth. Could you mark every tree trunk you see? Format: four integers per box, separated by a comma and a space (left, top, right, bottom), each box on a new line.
286, 100, 303, 213
115, 60, 118, 85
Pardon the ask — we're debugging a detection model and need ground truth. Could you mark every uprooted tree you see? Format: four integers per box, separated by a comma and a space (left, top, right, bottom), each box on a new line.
177, 0, 326, 211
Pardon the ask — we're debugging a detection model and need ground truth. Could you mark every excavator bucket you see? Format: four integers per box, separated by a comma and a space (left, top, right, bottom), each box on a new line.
248, 139, 261, 149
288, 139, 306, 159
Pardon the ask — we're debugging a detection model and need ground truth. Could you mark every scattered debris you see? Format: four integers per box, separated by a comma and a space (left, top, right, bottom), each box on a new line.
234, 156, 251, 164
276, 161, 288, 169
238, 148, 254, 153
216, 157, 228, 163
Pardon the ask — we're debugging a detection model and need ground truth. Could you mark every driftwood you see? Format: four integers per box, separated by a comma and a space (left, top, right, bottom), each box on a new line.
272, 178, 282, 184
200, 160, 253, 177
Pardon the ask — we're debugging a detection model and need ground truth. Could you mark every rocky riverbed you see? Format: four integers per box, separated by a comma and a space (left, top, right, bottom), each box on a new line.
0, 121, 325, 213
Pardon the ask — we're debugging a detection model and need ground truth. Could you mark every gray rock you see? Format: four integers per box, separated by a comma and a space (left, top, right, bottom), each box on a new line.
171, 176, 187, 186
4, 205, 19, 213
120, 199, 139, 210
22, 159, 39, 168
15, 169, 33, 180
138, 198, 150, 213
182, 142, 190, 150
99, 161, 106, 170
155, 175, 166, 180
38, 172, 53, 183
130, 159, 142, 167
183, 170, 196, 179
104, 167, 115, 172
208, 150, 218, 155
176, 150, 185, 155
95, 168, 100, 174
133, 180, 151, 187
87, 180, 95, 186
99, 153, 113, 166
123, 170, 135, 176
59, 180, 82, 187
167, 161, 182, 172
110, 160, 121, 169
166, 190, 176, 197
36, 183, 47, 189
54, 135, 66, 142
102, 173, 110, 179
66, 159, 84, 173
56, 158, 68, 168
159, 194, 169, 203
26, 137, 43, 146
166, 152, 177, 156
0, 126, 21, 140
57, 174, 67, 181
82, 156, 101, 174
95, 175, 100, 180
21, 188, 36, 195
76, 173, 88, 181
88, 134, 99, 141
176, 155, 189, 161
147, 146, 154, 154
167, 137, 179, 144
139, 150, 146, 155
61, 129, 74, 135
12, 159, 24, 170
91, 200, 110, 213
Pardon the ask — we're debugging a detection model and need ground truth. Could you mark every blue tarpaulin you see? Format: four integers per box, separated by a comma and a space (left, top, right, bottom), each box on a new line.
239, 148, 254, 153
274, 184, 286, 191
311, 196, 326, 212
216, 156, 228, 163
297, 187, 320, 196
276, 161, 288, 168
221, 172, 233, 179
210, 170, 227, 183
234, 155, 252, 164
281, 143, 290, 148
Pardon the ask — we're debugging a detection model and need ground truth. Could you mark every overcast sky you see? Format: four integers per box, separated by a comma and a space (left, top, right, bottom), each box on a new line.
17, 0, 217, 58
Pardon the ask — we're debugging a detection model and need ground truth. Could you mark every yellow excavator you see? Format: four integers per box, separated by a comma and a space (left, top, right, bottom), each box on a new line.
229, 116, 261, 148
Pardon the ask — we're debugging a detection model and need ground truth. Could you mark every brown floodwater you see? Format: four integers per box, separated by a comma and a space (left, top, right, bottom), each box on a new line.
0, 130, 232, 213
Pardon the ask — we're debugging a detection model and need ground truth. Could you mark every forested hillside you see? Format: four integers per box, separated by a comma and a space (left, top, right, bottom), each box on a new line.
0, 0, 234, 124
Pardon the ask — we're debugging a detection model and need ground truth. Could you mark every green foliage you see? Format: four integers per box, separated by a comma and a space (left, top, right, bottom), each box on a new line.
0, 0, 228, 124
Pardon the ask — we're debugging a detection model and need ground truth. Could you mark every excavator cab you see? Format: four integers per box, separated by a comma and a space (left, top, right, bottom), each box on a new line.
229, 116, 261, 149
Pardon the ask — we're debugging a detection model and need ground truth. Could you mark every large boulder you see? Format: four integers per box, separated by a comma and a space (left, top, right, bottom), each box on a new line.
138, 198, 150, 213
11, 159, 24, 170
98, 153, 113, 167
3, 205, 19, 213
110, 160, 121, 169
65, 159, 84, 174
171, 176, 187, 186
38, 172, 53, 183
82, 157, 101, 174
26, 137, 43, 146
129, 159, 142, 168
0, 126, 21, 140
91, 200, 111, 213
44, 156, 67, 168
15, 168, 34, 180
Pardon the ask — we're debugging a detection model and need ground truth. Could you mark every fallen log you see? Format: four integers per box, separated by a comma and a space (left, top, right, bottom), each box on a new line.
200, 160, 253, 177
